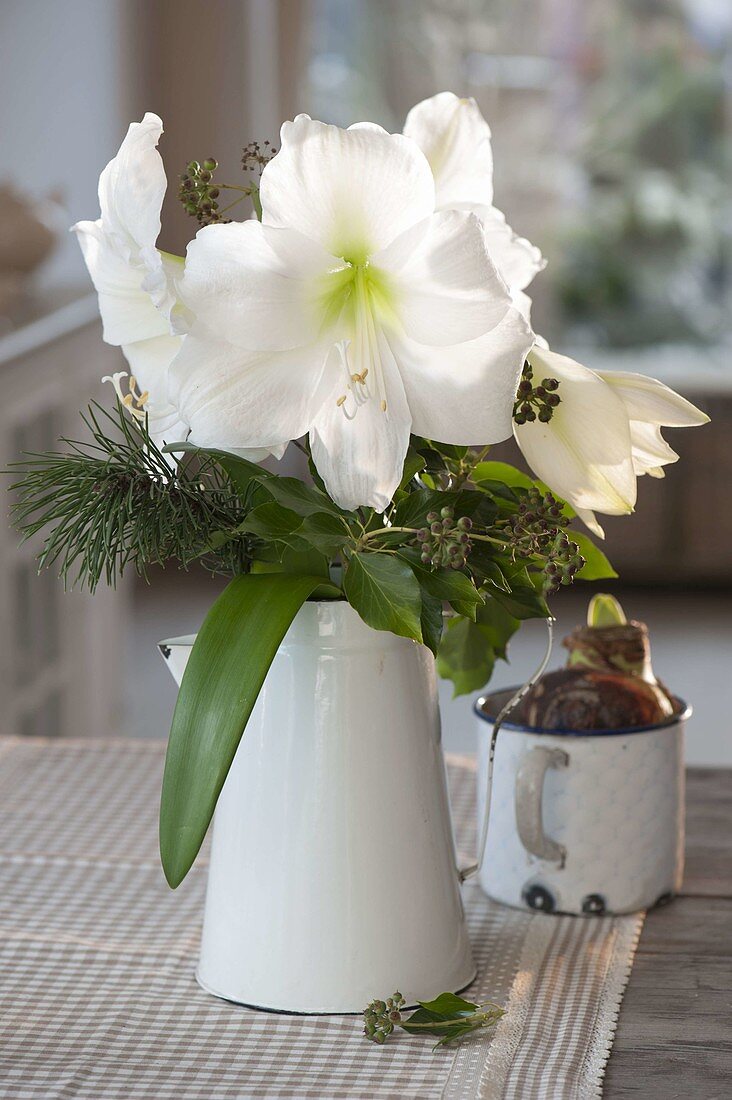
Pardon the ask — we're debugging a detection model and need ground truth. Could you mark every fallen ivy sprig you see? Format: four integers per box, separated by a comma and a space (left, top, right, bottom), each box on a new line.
363, 991, 505, 1050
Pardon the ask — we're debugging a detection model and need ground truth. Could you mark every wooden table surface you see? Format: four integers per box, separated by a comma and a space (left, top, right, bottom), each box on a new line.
604, 768, 732, 1097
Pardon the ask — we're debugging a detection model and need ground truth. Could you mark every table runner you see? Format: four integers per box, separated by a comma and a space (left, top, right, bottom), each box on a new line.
0, 737, 643, 1099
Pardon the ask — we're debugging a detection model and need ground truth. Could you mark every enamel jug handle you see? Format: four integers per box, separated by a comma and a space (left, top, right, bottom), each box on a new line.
515, 746, 569, 865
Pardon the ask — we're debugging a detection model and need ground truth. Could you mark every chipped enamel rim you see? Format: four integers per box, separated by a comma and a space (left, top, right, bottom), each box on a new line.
475, 686, 691, 737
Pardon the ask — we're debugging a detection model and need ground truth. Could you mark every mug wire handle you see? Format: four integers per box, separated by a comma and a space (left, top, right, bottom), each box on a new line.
459, 617, 555, 883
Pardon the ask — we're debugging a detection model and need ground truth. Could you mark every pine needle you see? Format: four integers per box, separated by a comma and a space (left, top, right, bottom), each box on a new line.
9, 403, 254, 591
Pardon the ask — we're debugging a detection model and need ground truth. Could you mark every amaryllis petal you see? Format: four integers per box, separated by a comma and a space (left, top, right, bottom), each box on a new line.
96, 112, 167, 266
74, 220, 171, 346
227, 443, 289, 462
597, 371, 710, 427
179, 221, 344, 351
167, 336, 331, 450
121, 334, 187, 447
628, 421, 679, 478
477, 205, 546, 291
575, 508, 606, 540
394, 309, 533, 445
310, 341, 412, 511
516, 347, 637, 515
403, 92, 493, 209
374, 209, 513, 347
260, 115, 435, 259
74, 106, 184, 461
144, 251, 185, 324
402, 93, 546, 334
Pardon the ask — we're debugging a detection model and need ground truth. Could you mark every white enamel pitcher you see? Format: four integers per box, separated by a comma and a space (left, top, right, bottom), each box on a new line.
159, 600, 475, 1013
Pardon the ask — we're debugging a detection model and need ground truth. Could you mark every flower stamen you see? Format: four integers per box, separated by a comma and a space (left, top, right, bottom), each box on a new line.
102, 372, 150, 423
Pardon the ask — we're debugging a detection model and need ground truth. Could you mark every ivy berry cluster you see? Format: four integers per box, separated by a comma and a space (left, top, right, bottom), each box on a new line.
415, 507, 473, 569
241, 139, 278, 175
363, 993, 406, 1044
513, 361, 561, 425
504, 487, 585, 594
178, 158, 225, 226
542, 532, 586, 594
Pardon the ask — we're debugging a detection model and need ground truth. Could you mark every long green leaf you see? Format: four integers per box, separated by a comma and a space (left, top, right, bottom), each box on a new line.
159, 573, 332, 887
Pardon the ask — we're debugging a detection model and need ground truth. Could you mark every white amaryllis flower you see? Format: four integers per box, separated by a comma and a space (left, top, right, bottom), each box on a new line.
170, 115, 533, 510
72, 112, 187, 447
404, 92, 709, 535
403, 92, 545, 318
514, 346, 709, 537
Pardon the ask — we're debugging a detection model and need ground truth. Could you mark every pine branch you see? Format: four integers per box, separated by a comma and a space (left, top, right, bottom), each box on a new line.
9, 402, 254, 591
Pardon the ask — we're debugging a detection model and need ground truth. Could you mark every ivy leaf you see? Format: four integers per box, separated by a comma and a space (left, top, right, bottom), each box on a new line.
428, 442, 470, 462
251, 546, 330, 579
399, 444, 427, 490
416, 993, 481, 1016
414, 442, 449, 481
251, 546, 338, 600
344, 552, 423, 643
402, 993, 485, 1048
432, 1022, 483, 1048
215, 453, 275, 501
472, 460, 534, 491
470, 551, 511, 593
419, 589, 444, 656
239, 501, 305, 542
474, 597, 520, 661
299, 512, 351, 556
398, 548, 484, 620
489, 562, 549, 620
163, 442, 274, 502
259, 476, 348, 518
393, 488, 495, 530
437, 615, 496, 696
307, 451, 329, 495
571, 531, 618, 581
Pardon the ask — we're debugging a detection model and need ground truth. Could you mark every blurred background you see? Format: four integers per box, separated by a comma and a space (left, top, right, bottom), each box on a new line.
0, 0, 730, 762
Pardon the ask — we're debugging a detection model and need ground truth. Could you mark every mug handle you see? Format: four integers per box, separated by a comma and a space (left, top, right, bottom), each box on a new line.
515, 746, 569, 866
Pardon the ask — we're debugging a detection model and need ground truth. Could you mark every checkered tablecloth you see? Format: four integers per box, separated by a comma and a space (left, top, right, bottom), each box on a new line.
0, 737, 642, 1099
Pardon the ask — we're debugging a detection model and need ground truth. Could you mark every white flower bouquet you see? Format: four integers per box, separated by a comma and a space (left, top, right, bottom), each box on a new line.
12, 93, 707, 893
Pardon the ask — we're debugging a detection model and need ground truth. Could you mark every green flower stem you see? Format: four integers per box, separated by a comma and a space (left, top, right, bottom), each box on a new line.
362, 526, 508, 548
250, 183, 263, 221
453, 443, 492, 488
399, 1006, 504, 1029
361, 525, 420, 542
463, 533, 506, 546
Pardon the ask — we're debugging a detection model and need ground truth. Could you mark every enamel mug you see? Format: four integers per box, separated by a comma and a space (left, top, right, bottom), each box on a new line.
475, 688, 690, 916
